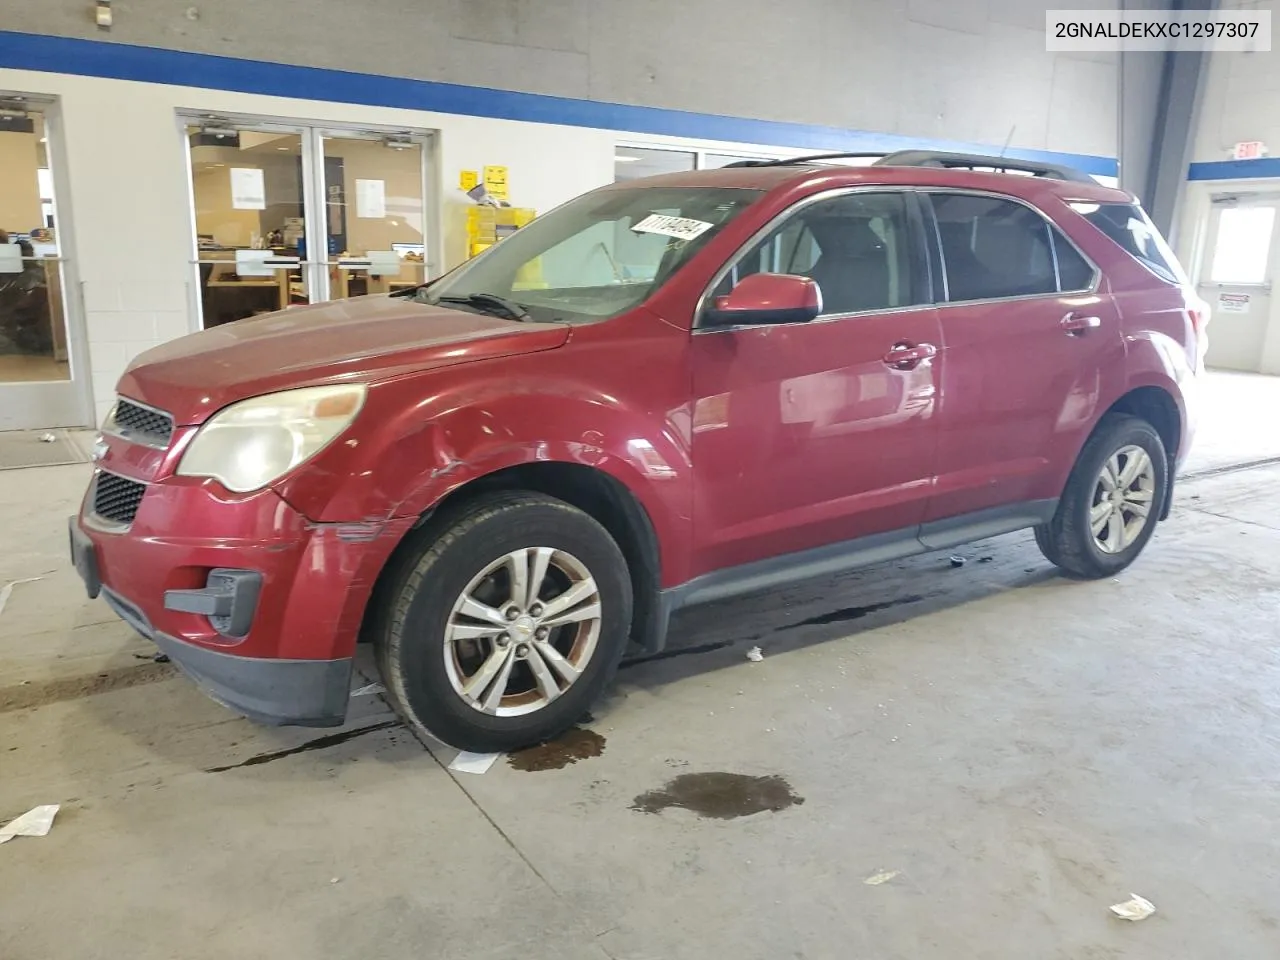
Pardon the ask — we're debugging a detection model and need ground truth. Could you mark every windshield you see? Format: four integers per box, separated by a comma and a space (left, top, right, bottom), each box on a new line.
416, 186, 763, 324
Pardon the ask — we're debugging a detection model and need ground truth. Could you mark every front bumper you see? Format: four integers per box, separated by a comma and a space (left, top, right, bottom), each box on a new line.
71, 476, 414, 726
102, 583, 353, 726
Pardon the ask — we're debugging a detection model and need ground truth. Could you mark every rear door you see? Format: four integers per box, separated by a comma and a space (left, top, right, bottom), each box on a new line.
689, 189, 942, 576
921, 190, 1125, 530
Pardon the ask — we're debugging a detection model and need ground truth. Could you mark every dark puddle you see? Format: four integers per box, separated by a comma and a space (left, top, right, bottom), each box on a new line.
631, 772, 804, 819
791, 594, 925, 628
508, 727, 605, 772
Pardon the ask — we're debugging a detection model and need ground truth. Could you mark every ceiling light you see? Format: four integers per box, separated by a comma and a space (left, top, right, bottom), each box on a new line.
615, 155, 640, 163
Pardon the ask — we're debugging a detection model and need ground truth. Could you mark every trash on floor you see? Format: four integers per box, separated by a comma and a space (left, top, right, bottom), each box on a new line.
351, 682, 386, 697
978, 556, 994, 563
0, 804, 60, 844
863, 870, 899, 885
37, 433, 58, 443
948, 556, 966, 568
746, 646, 764, 662
1109, 894, 1156, 921
449, 751, 500, 775
0, 577, 43, 619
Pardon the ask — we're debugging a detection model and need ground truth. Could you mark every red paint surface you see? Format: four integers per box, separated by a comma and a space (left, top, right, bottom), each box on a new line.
78, 163, 1201, 665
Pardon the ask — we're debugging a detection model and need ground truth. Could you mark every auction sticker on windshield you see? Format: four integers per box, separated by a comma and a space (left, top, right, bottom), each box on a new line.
631, 214, 715, 241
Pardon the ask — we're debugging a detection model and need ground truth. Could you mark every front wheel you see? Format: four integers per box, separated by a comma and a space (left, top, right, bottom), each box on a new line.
375, 492, 633, 752
1035, 414, 1168, 579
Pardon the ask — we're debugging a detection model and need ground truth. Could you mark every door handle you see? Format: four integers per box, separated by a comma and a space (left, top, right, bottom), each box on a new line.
1060, 312, 1102, 336
882, 341, 938, 370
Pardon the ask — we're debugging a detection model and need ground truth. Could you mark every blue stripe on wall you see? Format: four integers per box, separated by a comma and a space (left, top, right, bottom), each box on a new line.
1188, 158, 1280, 181
0, 29, 1118, 178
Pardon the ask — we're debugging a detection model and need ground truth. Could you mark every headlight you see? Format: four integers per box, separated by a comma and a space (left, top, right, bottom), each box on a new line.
177, 384, 367, 493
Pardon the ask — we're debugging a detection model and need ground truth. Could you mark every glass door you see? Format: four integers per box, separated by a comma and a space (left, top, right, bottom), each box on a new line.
185, 119, 432, 326
317, 131, 427, 300
186, 121, 322, 328
0, 99, 87, 429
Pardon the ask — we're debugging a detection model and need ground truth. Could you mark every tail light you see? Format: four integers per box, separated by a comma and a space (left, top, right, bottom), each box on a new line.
1188, 299, 1211, 368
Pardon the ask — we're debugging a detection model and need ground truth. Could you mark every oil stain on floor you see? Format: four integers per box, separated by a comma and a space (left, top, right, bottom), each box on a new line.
791, 594, 927, 628
508, 727, 606, 771
631, 772, 804, 819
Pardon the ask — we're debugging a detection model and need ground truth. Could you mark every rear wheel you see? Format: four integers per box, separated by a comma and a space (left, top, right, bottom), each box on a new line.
375, 492, 632, 752
1035, 414, 1168, 579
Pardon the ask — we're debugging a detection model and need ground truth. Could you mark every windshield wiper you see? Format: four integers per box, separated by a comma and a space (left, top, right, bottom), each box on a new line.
433, 293, 530, 321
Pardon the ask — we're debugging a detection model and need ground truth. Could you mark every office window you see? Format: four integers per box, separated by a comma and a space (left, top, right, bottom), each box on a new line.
931, 193, 1057, 301
614, 147, 695, 182
701, 154, 757, 168
714, 192, 916, 316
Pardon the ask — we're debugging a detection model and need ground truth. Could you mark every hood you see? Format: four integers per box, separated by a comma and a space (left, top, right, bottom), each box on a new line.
117, 296, 570, 425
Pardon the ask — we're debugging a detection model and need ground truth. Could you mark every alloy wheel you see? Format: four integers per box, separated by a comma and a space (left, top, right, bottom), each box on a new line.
1090, 444, 1156, 555
443, 547, 602, 716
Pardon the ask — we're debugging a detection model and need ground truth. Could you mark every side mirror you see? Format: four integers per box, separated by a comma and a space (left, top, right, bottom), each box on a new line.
704, 273, 822, 327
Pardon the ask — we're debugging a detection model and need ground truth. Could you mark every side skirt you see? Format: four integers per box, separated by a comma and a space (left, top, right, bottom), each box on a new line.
641, 499, 1058, 654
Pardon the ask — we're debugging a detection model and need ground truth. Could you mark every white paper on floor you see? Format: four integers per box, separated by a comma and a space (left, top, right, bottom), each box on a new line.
1110, 894, 1155, 921
0, 804, 60, 844
449, 751, 500, 775
746, 646, 764, 662
0, 577, 43, 620
863, 870, 898, 885
351, 682, 386, 697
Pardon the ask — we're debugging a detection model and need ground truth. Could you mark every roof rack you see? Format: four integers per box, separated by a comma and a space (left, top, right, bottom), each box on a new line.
721, 149, 1096, 184
720, 153, 887, 168
873, 150, 1097, 183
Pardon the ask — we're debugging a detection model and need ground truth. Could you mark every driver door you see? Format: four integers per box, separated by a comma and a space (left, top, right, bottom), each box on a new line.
689, 190, 943, 577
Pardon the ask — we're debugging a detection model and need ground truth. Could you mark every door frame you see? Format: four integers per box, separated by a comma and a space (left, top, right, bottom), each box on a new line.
177, 109, 440, 330
0, 91, 94, 430
1192, 190, 1280, 372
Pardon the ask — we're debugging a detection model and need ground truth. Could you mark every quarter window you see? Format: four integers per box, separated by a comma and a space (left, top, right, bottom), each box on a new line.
712, 192, 918, 316
1073, 201, 1185, 284
930, 193, 1060, 301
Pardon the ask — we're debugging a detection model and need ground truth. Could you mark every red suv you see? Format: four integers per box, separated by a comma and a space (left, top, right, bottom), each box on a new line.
70, 151, 1206, 751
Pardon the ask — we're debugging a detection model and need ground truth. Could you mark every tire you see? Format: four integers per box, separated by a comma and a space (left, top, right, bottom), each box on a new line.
374, 492, 632, 752
1034, 413, 1168, 580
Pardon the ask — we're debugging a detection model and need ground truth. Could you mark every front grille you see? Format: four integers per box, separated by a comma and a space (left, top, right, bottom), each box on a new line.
93, 471, 147, 526
112, 398, 174, 447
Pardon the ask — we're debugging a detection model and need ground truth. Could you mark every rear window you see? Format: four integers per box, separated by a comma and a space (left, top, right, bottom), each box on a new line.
1073, 202, 1186, 284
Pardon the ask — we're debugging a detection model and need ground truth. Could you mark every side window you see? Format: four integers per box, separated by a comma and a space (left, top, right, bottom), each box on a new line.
713, 192, 917, 316
1051, 227, 1095, 291
1074, 201, 1186, 284
930, 193, 1057, 302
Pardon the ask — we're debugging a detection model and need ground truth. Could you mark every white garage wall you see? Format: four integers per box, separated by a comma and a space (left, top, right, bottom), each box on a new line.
0, 66, 615, 422
8, 0, 1121, 161
1190, 0, 1278, 165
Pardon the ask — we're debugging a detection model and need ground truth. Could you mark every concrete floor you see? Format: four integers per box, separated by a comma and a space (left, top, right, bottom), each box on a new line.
2, 373, 1279, 960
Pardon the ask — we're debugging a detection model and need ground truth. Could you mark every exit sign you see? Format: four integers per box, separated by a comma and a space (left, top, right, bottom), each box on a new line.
1233, 141, 1267, 160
